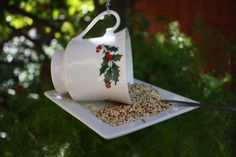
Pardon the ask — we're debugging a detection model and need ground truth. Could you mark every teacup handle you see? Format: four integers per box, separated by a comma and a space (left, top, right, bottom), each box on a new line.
75, 10, 121, 40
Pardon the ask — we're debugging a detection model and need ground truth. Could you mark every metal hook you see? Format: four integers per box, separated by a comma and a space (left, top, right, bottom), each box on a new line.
106, 0, 111, 15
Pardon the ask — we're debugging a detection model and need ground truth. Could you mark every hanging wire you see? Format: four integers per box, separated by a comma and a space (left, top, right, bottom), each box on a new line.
106, 0, 111, 15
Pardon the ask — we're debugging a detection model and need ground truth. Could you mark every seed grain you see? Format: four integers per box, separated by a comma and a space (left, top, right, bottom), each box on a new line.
92, 83, 171, 126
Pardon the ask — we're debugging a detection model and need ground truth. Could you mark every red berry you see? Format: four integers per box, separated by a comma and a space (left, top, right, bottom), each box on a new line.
96, 45, 102, 50
105, 51, 110, 56
96, 45, 103, 53
106, 82, 111, 88
105, 52, 112, 61
108, 55, 112, 60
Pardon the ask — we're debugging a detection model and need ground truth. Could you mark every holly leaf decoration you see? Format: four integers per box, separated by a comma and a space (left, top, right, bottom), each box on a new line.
112, 54, 122, 61
99, 56, 109, 75
111, 63, 120, 85
104, 45, 118, 52
104, 68, 112, 83
97, 44, 122, 88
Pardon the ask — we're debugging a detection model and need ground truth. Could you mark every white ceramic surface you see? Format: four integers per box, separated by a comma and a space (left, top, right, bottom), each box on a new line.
51, 10, 133, 104
44, 79, 198, 139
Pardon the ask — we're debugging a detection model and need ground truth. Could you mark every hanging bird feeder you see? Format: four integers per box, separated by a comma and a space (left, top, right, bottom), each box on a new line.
45, 0, 218, 139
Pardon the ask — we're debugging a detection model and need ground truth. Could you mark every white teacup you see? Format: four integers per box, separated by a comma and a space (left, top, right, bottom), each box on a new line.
51, 10, 133, 104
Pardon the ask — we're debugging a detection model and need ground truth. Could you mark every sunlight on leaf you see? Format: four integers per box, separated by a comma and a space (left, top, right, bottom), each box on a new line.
43, 39, 63, 58
20, 1, 36, 12
8, 14, 33, 29
54, 32, 61, 38
45, 26, 51, 33
3, 36, 36, 64
28, 93, 40, 99
0, 131, 8, 139
28, 28, 37, 39
155, 33, 165, 44
13, 63, 40, 88
0, 79, 14, 90
201, 74, 231, 93
168, 21, 193, 49
99, 0, 106, 4
7, 88, 15, 95
52, 9, 60, 20
67, 0, 94, 16
61, 22, 74, 35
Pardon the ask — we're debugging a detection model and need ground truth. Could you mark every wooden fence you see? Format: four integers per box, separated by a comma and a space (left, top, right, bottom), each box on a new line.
135, 0, 236, 88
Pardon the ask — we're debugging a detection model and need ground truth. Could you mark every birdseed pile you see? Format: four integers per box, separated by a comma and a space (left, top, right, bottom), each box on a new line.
92, 83, 171, 126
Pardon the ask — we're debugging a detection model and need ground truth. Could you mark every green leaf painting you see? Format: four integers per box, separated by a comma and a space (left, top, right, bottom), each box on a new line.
112, 54, 122, 61
104, 45, 118, 52
96, 44, 122, 88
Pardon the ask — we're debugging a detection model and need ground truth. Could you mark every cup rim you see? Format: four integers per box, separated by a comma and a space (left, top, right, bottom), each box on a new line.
51, 50, 67, 94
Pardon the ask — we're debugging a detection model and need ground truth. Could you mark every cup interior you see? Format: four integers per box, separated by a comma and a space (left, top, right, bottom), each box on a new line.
125, 28, 134, 84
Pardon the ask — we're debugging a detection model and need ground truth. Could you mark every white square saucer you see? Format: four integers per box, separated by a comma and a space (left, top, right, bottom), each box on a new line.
44, 79, 198, 139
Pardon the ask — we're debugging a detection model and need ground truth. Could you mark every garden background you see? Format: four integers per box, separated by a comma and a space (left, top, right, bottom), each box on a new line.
0, 0, 236, 156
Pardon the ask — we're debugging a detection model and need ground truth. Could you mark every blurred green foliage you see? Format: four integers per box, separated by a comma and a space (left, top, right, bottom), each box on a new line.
0, 0, 236, 157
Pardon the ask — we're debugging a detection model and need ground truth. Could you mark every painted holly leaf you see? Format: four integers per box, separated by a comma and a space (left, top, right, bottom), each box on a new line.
112, 54, 122, 61
104, 68, 112, 83
96, 44, 122, 88
104, 45, 118, 52
99, 56, 109, 75
112, 63, 120, 85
